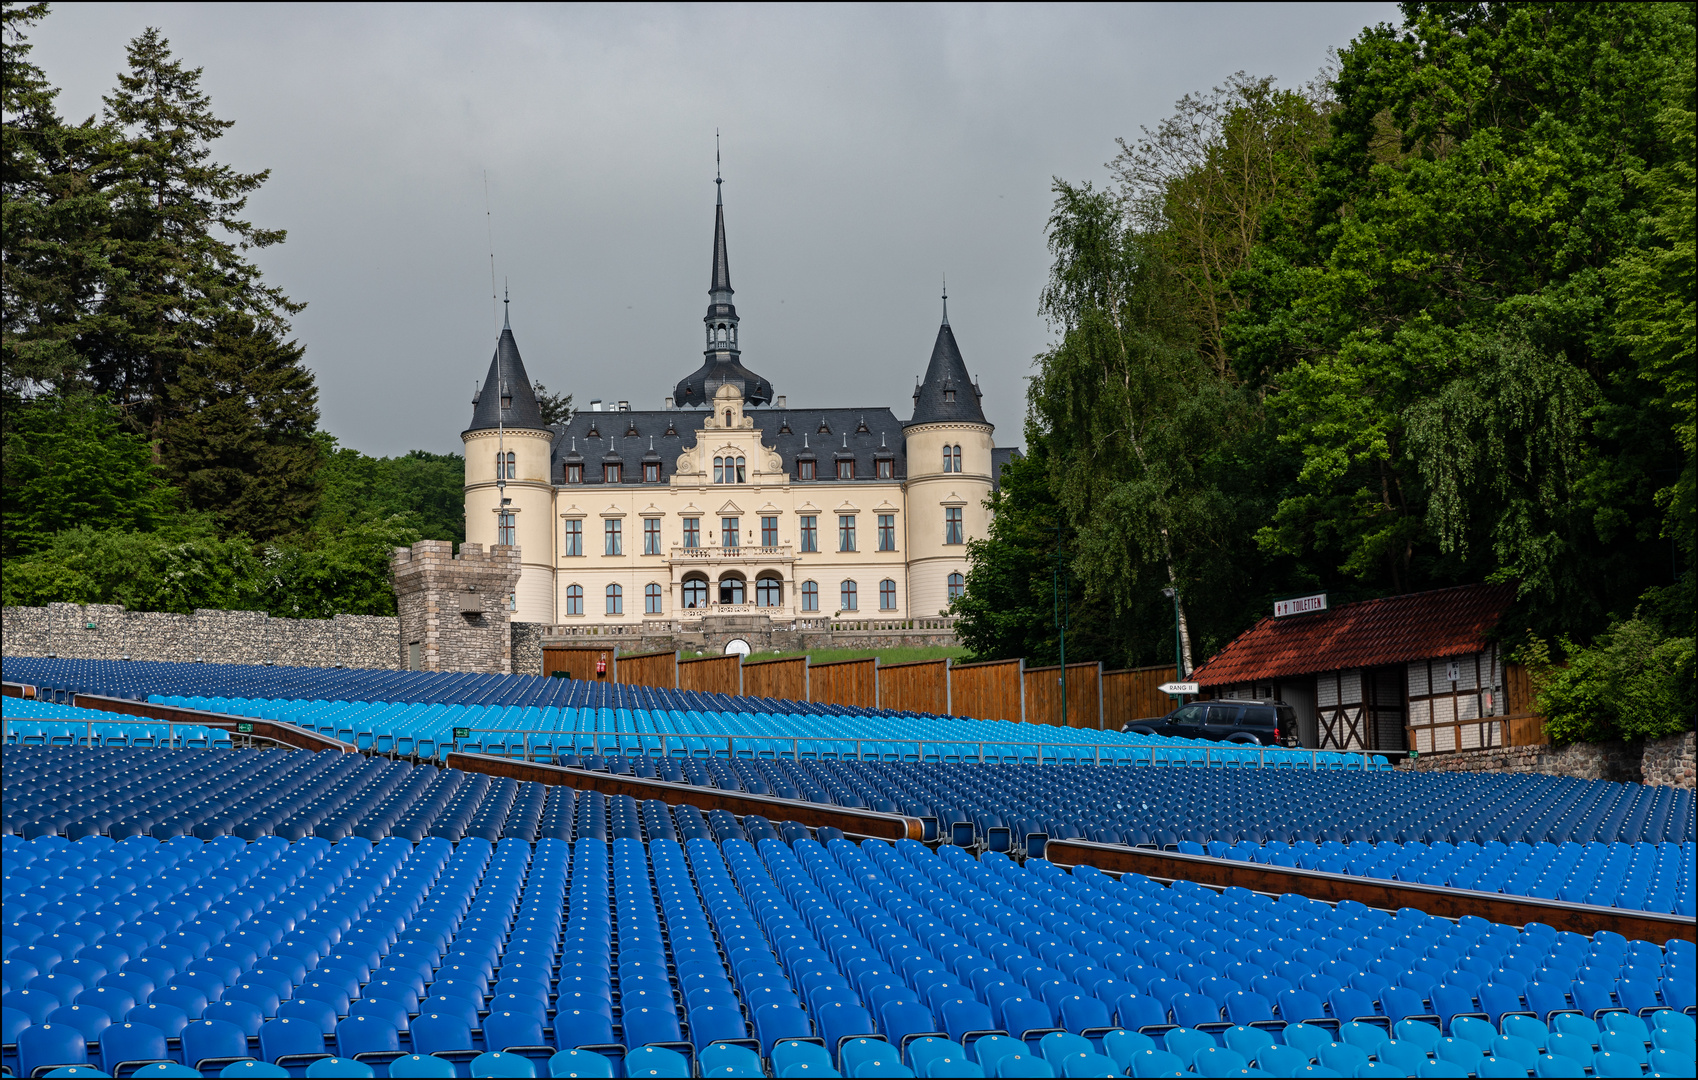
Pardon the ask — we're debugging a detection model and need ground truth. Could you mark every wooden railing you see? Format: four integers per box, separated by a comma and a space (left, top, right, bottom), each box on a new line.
1044, 837, 1696, 944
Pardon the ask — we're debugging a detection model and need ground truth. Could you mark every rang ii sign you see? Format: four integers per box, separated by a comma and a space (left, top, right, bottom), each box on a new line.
1274, 593, 1328, 618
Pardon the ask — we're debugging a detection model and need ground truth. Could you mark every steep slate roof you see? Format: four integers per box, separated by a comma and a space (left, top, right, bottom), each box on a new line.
1191, 582, 1516, 686
466, 318, 546, 432
673, 182, 773, 407
991, 447, 1022, 492
552, 407, 906, 485
909, 313, 987, 426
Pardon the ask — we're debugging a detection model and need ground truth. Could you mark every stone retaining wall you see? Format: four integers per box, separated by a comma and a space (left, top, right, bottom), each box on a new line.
1, 602, 398, 669
1397, 730, 1696, 788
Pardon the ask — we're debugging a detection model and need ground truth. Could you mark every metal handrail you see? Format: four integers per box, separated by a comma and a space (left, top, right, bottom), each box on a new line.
0, 712, 222, 748
374, 725, 1392, 770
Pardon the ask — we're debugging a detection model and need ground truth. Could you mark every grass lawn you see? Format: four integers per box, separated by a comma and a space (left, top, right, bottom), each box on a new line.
679, 644, 970, 666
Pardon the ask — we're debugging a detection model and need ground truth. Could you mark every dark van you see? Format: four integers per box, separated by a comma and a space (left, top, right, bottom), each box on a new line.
1124, 699, 1298, 747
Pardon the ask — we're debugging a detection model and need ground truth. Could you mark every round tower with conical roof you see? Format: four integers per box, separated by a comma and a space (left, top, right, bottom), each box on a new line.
904, 291, 994, 616
463, 299, 558, 623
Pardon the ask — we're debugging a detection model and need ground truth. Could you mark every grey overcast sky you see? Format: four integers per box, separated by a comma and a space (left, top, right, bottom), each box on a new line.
27, 2, 1398, 456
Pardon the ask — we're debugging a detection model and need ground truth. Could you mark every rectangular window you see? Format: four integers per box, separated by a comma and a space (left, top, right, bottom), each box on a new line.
604, 462, 621, 483
566, 463, 583, 484
605, 518, 622, 556
497, 512, 515, 546
798, 460, 816, 481
722, 516, 739, 550
838, 515, 856, 552
643, 462, 659, 483
682, 517, 700, 549
563, 519, 583, 557
945, 507, 964, 545
643, 518, 661, 555
840, 580, 858, 611
837, 459, 854, 480
761, 516, 778, 547
877, 514, 896, 551
876, 458, 893, 479
799, 516, 818, 553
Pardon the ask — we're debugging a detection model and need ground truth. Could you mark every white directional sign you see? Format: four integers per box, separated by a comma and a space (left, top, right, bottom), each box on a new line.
1274, 592, 1328, 617
1159, 682, 1200, 695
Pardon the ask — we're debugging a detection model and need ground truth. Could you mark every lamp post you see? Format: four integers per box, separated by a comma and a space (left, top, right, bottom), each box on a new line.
1160, 586, 1185, 698
1054, 527, 1068, 728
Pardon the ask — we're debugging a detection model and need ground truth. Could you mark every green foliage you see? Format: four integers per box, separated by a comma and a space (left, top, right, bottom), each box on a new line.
1538, 619, 1697, 744
531, 383, 574, 427
160, 316, 322, 540
1, 2, 119, 393
258, 516, 421, 619
314, 434, 465, 544
0, 515, 263, 613
1238, 1, 1695, 635
1, 392, 176, 557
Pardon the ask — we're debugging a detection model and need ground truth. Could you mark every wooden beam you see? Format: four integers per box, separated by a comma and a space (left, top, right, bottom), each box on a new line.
68, 694, 358, 754
446, 751, 924, 842
1044, 838, 1697, 944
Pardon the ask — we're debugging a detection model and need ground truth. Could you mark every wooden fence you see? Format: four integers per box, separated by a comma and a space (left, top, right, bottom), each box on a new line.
809, 658, 879, 709
540, 645, 1173, 729
540, 646, 615, 681
950, 658, 1026, 724
615, 650, 677, 690
879, 660, 950, 717
742, 657, 808, 701
679, 654, 741, 696
1024, 662, 1104, 729
1103, 665, 1181, 728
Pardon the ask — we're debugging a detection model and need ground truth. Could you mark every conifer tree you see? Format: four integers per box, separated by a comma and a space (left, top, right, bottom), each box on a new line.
159, 315, 322, 540
82, 26, 301, 445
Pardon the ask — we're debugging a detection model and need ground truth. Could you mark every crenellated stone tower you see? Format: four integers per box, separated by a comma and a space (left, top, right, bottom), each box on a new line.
392, 539, 522, 672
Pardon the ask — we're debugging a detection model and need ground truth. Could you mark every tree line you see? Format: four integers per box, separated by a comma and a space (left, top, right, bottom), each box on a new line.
952, 2, 1694, 742
1, 3, 480, 617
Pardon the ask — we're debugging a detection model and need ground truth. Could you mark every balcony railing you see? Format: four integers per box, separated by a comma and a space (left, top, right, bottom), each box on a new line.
669, 544, 794, 563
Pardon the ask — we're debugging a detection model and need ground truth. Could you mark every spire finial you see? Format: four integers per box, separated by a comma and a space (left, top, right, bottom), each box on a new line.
715, 129, 723, 205
503, 279, 510, 330
941, 273, 949, 326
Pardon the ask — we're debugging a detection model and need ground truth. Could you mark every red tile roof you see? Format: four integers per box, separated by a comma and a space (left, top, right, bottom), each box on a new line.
1191, 583, 1515, 686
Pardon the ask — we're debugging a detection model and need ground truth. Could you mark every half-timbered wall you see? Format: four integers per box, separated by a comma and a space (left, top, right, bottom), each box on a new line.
1316, 668, 1367, 750
1406, 647, 1504, 753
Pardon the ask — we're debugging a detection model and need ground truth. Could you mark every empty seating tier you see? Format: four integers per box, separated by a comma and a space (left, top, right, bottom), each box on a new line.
4, 829, 1693, 1079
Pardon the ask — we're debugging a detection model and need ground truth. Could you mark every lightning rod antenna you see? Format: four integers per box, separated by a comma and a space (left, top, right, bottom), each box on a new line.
484, 170, 498, 328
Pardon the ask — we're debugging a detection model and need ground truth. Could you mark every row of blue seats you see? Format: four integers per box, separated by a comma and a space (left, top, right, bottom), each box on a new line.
2, 699, 230, 749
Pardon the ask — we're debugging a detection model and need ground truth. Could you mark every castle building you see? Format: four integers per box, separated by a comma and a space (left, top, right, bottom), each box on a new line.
462, 176, 1018, 628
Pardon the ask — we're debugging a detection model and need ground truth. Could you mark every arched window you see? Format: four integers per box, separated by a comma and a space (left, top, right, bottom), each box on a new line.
725, 409, 733, 427
719, 576, 745, 605
942, 445, 953, 473
565, 584, 584, 616
948, 572, 965, 600
605, 584, 623, 615
682, 577, 708, 609
801, 580, 819, 612
645, 583, 663, 614
879, 579, 897, 610
497, 450, 516, 479
952, 445, 962, 473
756, 577, 782, 608
714, 457, 724, 484
840, 580, 858, 611
735, 456, 746, 483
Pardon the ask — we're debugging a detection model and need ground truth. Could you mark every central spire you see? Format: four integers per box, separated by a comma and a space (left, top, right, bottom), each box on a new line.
673, 144, 772, 408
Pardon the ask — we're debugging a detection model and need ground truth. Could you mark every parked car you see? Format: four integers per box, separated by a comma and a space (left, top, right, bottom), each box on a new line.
1124, 699, 1298, 747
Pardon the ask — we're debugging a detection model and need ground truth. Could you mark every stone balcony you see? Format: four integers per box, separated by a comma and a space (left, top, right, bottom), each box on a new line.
667, 543, 795, 566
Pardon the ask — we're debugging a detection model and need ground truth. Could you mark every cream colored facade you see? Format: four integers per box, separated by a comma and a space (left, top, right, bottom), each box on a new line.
465, 384, 994, 626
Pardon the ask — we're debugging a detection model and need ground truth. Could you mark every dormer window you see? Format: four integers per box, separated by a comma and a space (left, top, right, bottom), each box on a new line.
724, 409, 733, 427
876, 458, 893, 480
945, 389, 956, 402
798, 460, 816, 481
604, 462, 622, 483
566, 463, 583, 484
644, 462, 659, 483
837, 459, 854, 480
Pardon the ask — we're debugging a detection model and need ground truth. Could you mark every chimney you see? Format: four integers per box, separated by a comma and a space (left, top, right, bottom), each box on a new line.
590, 399, 603, 412
617, 400, 630, 412
664, 396, 675, 410
775, 395, 787, 408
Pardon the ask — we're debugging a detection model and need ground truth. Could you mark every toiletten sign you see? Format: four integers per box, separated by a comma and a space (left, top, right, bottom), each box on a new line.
1274, 593, 1328, 618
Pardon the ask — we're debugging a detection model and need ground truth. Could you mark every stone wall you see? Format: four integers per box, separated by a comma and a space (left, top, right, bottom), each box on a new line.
392, 540, 522, 674
1, 602, 398, 669
1397, 730, 1696, 788
1641, 731, 1696, 788
511, 622, 545, 680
